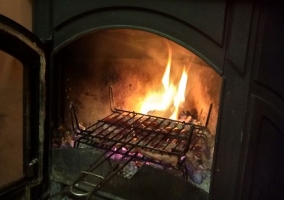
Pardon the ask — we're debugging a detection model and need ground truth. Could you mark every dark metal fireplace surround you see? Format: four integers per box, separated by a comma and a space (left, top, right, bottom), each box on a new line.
0, 0, 284, 200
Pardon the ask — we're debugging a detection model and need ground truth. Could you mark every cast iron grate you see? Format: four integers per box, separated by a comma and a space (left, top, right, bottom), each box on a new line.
67, 87, 211, 199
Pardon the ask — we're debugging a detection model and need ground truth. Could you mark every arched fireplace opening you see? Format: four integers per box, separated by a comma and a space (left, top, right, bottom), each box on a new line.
52, 28, 222, 198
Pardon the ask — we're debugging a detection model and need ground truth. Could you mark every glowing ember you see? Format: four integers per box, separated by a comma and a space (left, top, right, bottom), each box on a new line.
140, 48, 188, 120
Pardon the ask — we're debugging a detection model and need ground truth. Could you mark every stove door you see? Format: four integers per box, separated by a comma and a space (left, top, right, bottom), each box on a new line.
0, 15, 46, 199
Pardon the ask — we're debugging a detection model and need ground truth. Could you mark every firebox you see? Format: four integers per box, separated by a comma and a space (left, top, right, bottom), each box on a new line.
50, 28, 222, 199
1, 0, 284, 200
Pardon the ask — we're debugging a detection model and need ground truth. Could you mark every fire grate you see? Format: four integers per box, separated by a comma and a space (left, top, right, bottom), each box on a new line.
67, 87, 211, 199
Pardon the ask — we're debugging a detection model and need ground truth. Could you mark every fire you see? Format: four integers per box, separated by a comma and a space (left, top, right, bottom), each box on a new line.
140, 49, 188, 120
170, 69, 188, 119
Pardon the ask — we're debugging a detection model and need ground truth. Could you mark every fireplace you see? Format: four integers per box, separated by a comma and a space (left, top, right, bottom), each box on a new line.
50, 28, 222, 199
0, 0, 284, 199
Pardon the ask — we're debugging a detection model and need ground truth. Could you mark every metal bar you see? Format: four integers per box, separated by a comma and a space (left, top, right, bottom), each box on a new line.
205, 103, 213, 127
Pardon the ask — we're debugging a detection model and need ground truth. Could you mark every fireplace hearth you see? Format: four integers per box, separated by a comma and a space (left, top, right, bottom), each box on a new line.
0, 0, 284, 200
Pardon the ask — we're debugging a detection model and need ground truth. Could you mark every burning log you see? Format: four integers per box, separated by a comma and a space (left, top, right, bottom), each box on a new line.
135, 148, 178, 166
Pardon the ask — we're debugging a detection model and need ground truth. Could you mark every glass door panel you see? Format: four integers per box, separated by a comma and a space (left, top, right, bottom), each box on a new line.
0, 50, 24, 187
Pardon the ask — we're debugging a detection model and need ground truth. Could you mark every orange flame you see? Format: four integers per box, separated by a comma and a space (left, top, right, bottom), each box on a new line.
170, 69, 188, 119
140, 48, 188, 120
140, 48, 174, 114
